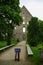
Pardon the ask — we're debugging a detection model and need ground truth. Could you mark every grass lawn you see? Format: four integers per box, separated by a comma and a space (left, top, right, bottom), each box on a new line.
0, 41, 7, 48
28, 43, 43, 65
11, 40, 18, 45
0, 40, 18, 48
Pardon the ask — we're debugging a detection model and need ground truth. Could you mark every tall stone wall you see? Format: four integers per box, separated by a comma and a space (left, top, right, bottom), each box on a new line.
13, 6, 32, 41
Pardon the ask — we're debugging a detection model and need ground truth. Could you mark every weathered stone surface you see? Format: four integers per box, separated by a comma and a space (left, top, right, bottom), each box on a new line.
13, 6, 32, 41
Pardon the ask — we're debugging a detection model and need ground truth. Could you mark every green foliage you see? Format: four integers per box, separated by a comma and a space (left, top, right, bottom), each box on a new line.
38, 20, 43, 42
27, 17, 39, 46
0, 0, 23, 45
0, 40, 18, 48
28, 44, 43, 65
0, 41, 7, 48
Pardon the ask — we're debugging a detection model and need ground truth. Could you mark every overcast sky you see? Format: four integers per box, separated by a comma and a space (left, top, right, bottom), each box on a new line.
20, 0, 43, 20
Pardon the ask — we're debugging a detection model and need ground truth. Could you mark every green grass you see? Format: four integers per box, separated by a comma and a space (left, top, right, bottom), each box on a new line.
11, 40, 18, 45
0, 41, 7, 48
0, 40, 18, 48
28, 43, 43, 65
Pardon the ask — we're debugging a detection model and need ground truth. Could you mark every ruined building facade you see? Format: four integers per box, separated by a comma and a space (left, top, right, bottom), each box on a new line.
13, 6, 32, 41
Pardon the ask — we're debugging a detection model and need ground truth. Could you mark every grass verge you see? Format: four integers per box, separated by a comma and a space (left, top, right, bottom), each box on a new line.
0, 40, 18, 48
27, 43, 43, 65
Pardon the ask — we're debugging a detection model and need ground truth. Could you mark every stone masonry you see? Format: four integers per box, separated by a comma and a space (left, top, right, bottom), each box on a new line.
13, 6, 32, 41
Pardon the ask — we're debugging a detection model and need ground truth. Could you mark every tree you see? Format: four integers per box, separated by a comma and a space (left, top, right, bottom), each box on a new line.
27, 17, 39, 46
0, 15, 7, 41
0, 0, 22, 45
39, 20, 43, 42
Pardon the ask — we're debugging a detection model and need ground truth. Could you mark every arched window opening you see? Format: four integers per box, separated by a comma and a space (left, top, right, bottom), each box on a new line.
23, 27, 26, 33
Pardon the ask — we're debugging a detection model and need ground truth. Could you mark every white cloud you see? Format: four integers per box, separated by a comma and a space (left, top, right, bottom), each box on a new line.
30, 0, 43, 2
27, 2, 43, 20
20, 0, 43, 20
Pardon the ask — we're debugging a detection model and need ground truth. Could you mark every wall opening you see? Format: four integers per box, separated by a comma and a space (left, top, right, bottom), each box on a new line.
27, 22, 29, 25
23, 21, 25, 24
23, 27, 26, 33
15, 27, 16, 30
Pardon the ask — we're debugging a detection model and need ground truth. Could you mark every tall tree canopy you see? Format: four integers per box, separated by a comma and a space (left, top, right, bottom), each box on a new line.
0, 0, 22, 45
27, 17, 39, 46
39, 20, 43, 42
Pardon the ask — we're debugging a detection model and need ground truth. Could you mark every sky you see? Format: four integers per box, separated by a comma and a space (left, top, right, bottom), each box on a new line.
20, 0, 43, 20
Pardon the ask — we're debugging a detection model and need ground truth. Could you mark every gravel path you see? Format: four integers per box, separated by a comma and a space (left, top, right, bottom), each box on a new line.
0, 41, 34, 65
0, 60, 33, 65
0, 41, 26, 61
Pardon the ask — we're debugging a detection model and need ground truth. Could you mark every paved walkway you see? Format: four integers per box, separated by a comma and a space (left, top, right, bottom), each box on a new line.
0, 41, 26, 61
0, 41, 34, 65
